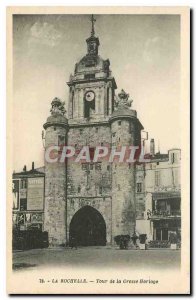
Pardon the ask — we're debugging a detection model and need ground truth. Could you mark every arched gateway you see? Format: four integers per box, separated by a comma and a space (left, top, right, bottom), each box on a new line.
69, 206, 106, 246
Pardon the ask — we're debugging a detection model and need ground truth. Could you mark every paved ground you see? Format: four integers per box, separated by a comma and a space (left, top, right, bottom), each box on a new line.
13, 247, 180, 271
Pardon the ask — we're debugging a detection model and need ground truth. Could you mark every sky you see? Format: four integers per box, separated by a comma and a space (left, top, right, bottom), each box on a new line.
13, 14, 180, 172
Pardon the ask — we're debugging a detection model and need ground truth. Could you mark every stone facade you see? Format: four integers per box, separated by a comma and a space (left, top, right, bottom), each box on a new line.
43, 22, 143, 246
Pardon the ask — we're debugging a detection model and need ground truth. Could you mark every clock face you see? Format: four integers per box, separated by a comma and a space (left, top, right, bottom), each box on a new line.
85, 91, 95, 102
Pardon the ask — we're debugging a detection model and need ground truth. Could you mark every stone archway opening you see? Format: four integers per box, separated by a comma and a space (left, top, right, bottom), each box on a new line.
69, 206, 106, 246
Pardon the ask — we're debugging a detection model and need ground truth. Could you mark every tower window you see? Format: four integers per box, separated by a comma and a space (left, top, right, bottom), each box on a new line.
20, 179, 27, 189
71, 91, 74, 119
96, 127, 98, 133
137, 183, 142, 193
85, 60, 96, 67
80, 129, 83, 134
99, 186, 103, 194
118, 121, 121, 126
58, 135, 65, 147
107, 165, 110, 171
82, 163, 88, 171
106, 87, 109, 115
84, 92, 95, 118
155, 171, 160, 186
95, 163, 102, 170
129, 126, 131, 134
78, 186, 81, 193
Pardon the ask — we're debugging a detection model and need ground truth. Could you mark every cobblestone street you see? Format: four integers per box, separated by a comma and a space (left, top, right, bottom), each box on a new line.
13, 247, 181, 271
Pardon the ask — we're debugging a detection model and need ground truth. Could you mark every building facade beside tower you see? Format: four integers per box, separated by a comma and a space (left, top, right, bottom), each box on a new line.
135, 147, 181, 244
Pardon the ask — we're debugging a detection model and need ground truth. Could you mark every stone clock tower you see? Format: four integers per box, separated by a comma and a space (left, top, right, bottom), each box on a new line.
67, 15, 116, 122
43, 16, 144, 247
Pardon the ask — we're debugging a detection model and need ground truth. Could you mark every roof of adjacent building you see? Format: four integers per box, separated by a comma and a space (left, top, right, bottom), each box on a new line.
13, 163, 45, 178
151, 152, 169, 161
13, 169, 45, 179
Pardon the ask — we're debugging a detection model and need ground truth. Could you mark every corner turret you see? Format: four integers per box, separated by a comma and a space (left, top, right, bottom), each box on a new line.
43, 98, 69, 246
109, 90, 144, 240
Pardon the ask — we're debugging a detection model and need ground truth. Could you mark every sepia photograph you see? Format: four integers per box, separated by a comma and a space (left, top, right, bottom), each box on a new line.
7, 6, 190, 294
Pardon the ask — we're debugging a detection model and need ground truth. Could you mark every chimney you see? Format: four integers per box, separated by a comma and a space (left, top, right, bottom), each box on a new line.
32, 162, 34, 171
150, 139, 155, 156
23, 165, 27, 172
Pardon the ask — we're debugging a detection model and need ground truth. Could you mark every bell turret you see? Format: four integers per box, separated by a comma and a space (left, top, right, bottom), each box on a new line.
67, 15, 117, 121
43, 97, 69, 246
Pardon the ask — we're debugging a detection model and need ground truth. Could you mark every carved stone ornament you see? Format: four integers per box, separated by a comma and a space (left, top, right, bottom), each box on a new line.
50, 97, 66, 116
114, 89, 133, 110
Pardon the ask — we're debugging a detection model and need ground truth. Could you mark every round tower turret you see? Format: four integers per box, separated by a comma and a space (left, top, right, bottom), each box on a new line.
43, 97, 69, 246
109, 90, 143, 242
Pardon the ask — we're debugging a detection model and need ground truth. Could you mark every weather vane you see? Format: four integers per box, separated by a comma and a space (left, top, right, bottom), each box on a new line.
90, 14, 96, 36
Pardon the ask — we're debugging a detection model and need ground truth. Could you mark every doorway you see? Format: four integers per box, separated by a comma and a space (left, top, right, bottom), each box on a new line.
69, 206, 106, 246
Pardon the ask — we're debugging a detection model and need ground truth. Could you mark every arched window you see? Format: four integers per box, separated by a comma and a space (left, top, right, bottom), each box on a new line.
70, 90, 74, 118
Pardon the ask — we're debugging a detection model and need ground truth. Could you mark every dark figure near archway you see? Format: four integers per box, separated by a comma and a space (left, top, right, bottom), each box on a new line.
69, 206, 106, 246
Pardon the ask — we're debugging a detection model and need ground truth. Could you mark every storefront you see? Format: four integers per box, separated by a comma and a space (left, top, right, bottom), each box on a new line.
152, 219, 181, 241
149, 192, 181, 241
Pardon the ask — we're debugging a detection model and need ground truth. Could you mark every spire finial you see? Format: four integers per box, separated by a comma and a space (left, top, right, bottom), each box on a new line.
90, 14, 96, 36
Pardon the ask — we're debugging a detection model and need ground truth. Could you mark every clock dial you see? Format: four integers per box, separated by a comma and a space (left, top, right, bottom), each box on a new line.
85, 91, 95, 102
